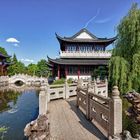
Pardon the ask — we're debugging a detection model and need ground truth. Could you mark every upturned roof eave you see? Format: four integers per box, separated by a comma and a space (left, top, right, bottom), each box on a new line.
47, 56, 109, 65
55, 33, 117, 44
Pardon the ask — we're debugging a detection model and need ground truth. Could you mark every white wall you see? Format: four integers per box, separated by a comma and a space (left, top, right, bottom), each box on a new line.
66, 75, 91, 80
75, 32, 93, 39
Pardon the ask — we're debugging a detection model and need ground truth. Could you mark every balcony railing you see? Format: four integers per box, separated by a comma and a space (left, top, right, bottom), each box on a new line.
60, 51, 112, 58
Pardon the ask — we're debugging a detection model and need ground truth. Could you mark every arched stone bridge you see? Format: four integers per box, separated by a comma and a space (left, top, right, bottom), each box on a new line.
8, 74, 48, 85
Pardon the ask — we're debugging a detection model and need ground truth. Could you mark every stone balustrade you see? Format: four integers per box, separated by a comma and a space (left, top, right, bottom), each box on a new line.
0, 76, 9, 86
39, 79, 108, 115
60, 50, 112, 58
76, 81, 122, 139
0, 74, 48, 86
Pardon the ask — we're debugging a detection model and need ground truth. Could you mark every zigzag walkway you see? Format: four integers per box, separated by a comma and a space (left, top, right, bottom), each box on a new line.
48, 97, 107, 140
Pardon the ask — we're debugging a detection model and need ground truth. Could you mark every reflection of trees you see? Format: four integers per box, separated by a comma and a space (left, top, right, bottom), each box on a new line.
0, 91, 19, 112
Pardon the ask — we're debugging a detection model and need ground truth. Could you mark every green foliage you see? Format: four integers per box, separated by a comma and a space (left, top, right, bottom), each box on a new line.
52, 78, 65, 85
12, 53, 18, 63
109, 3, 140, 93
36, 59, 49, 77
109, 56, 128, 93
67, 78, 73, 84
92, 66, 108, 79
8, 58, 26, 76
0, 47, 11, 62
114, 3, 140, 62
26, 63, 38, 76
0, 126, 8, 140
131, 51, 140, 91
0, 47, 50, 77
0, 47, 8, 56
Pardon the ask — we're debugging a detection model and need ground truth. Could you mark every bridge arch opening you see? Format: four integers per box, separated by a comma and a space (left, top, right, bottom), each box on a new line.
14, 80, 25, 86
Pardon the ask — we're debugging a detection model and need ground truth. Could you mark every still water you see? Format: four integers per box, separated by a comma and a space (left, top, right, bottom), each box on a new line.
0, 86, 39, 140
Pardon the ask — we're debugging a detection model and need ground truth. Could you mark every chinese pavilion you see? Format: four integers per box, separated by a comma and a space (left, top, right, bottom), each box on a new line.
48, 28, 116, 80
0, 53, 11, 76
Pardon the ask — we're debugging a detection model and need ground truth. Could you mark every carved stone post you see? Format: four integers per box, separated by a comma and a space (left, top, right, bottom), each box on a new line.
109, 86, 122, 138
76, 79, 82, 107
46, 80, 50, 102
39, 82, 48, 115
65, 79, 69, 99
86, 81, 92, 120
93, 79, 97, 94
96, 76, 100, 83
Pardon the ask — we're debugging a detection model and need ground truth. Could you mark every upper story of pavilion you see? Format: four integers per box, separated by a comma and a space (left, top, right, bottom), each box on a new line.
56, 28, 116, 59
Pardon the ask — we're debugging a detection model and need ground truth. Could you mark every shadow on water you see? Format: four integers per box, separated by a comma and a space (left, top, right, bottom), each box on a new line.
67, 98, 108, 140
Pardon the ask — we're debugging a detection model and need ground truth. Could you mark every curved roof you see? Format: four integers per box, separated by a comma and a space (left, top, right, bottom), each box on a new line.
47, 56, 109, 65
0, 53, 11, 59
56, 28, 117, 44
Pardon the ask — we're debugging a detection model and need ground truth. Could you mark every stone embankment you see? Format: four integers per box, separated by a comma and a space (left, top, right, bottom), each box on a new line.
24, 114, 50, 140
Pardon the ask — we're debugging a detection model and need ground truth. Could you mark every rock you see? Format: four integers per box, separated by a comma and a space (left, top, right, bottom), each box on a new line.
123, 130, 140, 140
24, 114, 50, 140
124, 91, 140, 123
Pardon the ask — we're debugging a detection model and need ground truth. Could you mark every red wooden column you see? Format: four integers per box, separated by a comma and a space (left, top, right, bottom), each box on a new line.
52, 63, 54, 77
65, 65, 68, 79
1, 65, 4, 76
78, 66, 80, 79
57, 65, 60, 79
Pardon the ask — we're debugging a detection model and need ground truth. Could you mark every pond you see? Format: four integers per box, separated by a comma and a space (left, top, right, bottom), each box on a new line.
0, 86, 39, 140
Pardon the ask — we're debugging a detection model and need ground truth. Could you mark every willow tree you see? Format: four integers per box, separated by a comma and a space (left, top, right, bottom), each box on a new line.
109, 56, 128, 93
109, 3, 140, 93
131, 51, 140, 91
114, 3, 140, 63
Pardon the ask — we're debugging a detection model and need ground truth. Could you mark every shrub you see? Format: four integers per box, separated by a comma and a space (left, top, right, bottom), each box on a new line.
67, 78, 73, 84
52, 78, 65, 85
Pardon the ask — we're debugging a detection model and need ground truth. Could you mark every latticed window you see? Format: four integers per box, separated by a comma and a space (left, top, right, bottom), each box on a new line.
68, 66, 78, 74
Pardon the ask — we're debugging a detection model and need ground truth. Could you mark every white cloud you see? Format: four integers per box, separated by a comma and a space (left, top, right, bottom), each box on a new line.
95, 18, 111, 24
6, 38, 20, 43
20, 58, 34, 63
84, 9, 100, 28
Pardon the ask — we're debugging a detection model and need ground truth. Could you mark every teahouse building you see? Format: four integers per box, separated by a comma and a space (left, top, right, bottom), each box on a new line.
48, 28, 116, 80
0, 53, 11, 76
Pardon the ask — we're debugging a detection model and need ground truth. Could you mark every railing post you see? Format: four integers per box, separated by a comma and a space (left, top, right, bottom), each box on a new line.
96, 76, 100, 83
109, 86, 122, 138
39, 82, 48, 115
76, 79, 82, 107
93, 79, 97, 94
46, 80, 50, 102
65, 79, 69, 99
86, 81, 92, 120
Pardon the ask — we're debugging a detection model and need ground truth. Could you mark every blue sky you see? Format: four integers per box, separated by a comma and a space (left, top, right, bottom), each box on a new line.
0, 0, 140, 65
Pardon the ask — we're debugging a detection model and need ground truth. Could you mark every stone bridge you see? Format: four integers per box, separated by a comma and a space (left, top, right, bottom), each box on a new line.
0, 74, 48, 85
38, 79, 123, 139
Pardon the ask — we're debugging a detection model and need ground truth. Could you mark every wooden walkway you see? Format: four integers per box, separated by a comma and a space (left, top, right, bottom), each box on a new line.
48, 97, 107, 140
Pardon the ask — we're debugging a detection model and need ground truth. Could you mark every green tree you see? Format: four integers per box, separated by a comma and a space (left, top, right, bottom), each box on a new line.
8, 54, 26, 76
27, 63, 38, 76
36, 59, 49, 77
0, 47, 8, 56
109, 3, 140, 93
109, 56, 128, 93
12, 53, 18, 63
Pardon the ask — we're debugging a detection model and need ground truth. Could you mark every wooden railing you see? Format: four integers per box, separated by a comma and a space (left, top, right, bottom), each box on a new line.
76, 82, 122, 139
